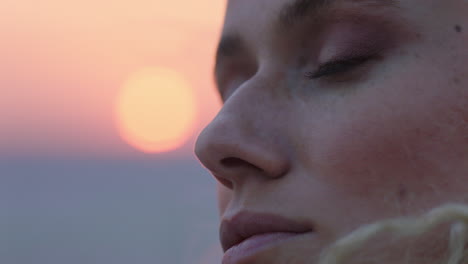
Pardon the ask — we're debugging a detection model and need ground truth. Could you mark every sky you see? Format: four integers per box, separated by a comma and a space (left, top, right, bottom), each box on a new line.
0, 0, 224, 159
1, 1, 227, 263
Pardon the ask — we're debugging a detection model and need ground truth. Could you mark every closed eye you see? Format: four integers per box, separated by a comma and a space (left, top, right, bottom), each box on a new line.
305, 55, 374, 79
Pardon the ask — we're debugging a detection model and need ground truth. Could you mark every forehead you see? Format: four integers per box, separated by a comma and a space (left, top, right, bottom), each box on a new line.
222, 0, 401, 33
224, 0, 327, 25
222, 0, 284, 44
224, 0, 339, 32
220, 0, 324, 60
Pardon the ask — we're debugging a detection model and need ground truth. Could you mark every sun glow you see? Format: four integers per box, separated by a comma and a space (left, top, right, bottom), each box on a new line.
115, 67, 196, 153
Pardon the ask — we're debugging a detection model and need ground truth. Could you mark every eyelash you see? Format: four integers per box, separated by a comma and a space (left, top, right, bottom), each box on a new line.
305, 55, 374, 79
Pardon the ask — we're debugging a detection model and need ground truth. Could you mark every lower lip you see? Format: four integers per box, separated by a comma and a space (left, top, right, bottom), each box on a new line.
222, 232, 313, 264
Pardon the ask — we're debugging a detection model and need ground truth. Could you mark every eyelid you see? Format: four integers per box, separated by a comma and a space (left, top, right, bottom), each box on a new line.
307, 55, 375, 79
316, 21, 391, 66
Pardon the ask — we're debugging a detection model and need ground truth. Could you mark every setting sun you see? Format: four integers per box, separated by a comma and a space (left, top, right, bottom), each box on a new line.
115, 67, 196, 153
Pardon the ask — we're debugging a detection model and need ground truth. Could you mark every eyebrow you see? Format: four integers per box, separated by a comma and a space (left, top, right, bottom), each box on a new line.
278, 0, 398, 29
215, 0, 332, 62
278, 0, 332, 28
214, 0, 397, 89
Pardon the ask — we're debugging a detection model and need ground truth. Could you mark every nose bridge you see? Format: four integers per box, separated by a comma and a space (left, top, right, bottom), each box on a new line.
218, 67, 289, 143
222, 80, 277, 142
195, 75, 290, 188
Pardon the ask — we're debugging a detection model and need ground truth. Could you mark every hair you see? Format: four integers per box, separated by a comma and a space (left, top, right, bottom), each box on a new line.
318, 204, 468, 264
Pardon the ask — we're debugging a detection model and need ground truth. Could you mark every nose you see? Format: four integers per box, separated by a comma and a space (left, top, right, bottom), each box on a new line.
194, 84, 290, 189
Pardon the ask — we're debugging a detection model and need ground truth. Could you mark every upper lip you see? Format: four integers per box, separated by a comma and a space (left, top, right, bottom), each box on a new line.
220, 211, 314, 252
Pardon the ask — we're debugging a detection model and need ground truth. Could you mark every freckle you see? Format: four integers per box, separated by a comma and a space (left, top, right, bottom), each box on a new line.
453, 76, 461, 84
455, 24, 462, 33
398, 184, 407, 201
413, 52, 420, 59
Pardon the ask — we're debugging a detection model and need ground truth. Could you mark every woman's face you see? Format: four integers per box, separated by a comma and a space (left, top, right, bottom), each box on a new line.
195, 0, 468, 263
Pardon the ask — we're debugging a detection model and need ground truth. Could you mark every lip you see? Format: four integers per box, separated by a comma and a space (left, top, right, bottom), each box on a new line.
220, 211, 314, 263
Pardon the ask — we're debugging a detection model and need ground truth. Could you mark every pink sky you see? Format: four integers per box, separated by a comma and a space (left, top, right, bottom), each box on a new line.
0, 0, 225, 158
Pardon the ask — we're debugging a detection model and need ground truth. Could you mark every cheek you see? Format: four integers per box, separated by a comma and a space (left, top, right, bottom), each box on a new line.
315, 115, 427, 185
307, 80, 468, 197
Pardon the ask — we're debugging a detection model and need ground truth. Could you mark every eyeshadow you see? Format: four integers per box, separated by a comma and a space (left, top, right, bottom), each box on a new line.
316, 21, 394, 65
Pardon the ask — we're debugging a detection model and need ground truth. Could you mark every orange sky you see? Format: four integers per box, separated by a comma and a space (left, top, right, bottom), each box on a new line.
0, 0, 225, 158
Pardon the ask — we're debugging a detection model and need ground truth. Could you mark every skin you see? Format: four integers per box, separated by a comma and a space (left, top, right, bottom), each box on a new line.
195, 0, 468, 263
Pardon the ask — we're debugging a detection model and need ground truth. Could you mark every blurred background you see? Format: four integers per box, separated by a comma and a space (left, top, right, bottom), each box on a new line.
0, 0, 225, 263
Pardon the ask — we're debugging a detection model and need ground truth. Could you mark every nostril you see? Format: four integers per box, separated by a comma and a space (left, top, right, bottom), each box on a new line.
220, 157, 263, 172
221, 157, 245, 167
214, 174, 234, 190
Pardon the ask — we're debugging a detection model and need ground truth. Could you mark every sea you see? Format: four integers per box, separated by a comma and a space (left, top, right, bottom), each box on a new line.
0, 157, 222, 264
